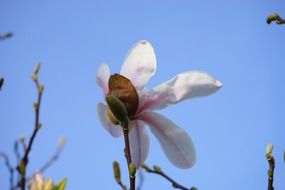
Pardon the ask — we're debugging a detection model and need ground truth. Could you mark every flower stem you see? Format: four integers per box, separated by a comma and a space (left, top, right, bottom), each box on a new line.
122, 121, 136, 190
123, 128, 132, 165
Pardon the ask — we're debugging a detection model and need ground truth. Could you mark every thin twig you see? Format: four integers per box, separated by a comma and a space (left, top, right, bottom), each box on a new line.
266, 144, 275, 190
267, 157, 275, 190
0, 32, 13, 40
39, 140, 64, 173
16, 64, 43, 190
13, 141, 21, 188
18, 136, 27, 152
267, 13, 285, 25
13, 141, 21, 163
142, 164, 195, 190
118, 181, 127, 190
0, 77, 4, 90
0, 152, 15, 190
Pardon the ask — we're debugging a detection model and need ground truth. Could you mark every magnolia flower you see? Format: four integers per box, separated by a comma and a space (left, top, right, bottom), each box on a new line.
96, 40, 222, 169
29, 172, 67, 190
29, 172, 53, 190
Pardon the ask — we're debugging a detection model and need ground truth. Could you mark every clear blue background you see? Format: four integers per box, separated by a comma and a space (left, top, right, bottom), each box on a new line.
1, 0, 285, 189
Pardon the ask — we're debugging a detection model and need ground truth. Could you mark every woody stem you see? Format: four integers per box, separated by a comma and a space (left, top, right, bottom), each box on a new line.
122, 121, 135, 190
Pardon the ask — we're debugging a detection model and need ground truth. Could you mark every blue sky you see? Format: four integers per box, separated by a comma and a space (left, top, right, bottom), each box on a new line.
1, 0, 285, 189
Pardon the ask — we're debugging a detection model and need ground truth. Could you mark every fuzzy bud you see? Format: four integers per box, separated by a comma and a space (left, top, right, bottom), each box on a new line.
113, 161, 121, 183
267, 13, 279, 24
267, 169, 273, 179
141, 163, 151, 172
266, 144, 273, 160
57, 137, 65, 149
153, 165, 162, 173
129, 163, 136, 177
17, 161, 25, 175
33, 63, 41, 76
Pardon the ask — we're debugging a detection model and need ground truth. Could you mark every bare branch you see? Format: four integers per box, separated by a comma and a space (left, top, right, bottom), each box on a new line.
0, 77, 4, 90
39, 138, 65, 173
0, 152, 15, 190
0, 32, 13, 40
141, 164, 197, 190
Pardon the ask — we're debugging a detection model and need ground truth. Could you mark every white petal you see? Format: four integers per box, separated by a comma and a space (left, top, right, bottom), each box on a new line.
97, 103, 123, 137
139, 111, 196, 169
120, 40, 157, 90
139, 71, 222, 111
96, 64, 110, 95
129, 120, 150, 168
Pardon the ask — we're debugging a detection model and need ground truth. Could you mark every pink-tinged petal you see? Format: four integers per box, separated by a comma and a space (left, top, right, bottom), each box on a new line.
139, 71, 222, 111
97, 103, 123, 137
96, 64, 110, 95
139, 111, 196, 169
120, 40, 157, 90
129, 120, 149, 168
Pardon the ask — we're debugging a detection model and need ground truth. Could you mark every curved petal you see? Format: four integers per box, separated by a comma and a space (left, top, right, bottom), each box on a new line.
120, 40, 157, 90
139, 71, 222, 111
129, 120, 149, 168
96, 64, 110, 95
139, 111, 196, 169
97, 103, 123, 137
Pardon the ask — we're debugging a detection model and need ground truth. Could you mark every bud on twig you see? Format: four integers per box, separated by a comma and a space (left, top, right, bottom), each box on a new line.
19, 136, 25, 143
266, 144, 273, 160
266, 13, 285, 25
17, 161, 25, 175
267, 13, 279, 24
33, 63, 40, 76
267, 169, 273, 179
33, 102, 39, 110
129, 163, 136, 178
57, 138, 65, 149
38, 85, 44, 93
153, 165, 162, 173
37, 123, 42, 129
113, 161, 121, 183
141, 163, 151, 172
